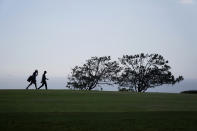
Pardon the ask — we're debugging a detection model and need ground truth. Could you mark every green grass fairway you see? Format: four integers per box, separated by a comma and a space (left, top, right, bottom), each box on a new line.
0, 90, 197, 131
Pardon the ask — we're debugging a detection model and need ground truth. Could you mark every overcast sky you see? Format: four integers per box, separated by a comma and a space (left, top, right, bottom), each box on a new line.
0, 0, 197, 80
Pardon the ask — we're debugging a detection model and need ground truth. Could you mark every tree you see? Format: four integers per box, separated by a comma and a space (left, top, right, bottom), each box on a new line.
66, 56, 121, 90
117, 53, 183, 92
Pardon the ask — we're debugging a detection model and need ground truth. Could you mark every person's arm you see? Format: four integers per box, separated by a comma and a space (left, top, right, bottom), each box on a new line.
45, 75, 48, 80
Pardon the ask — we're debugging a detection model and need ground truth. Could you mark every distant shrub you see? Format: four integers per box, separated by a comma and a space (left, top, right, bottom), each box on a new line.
118, 87, 134, 92
119, 88, 128, 92
181, 90, 197, 94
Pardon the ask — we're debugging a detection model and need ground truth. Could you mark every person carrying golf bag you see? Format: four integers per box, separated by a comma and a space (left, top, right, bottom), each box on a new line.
26, 70, 38, 90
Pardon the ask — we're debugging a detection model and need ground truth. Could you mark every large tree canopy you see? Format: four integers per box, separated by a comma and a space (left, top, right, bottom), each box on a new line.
117, 53, 183, 92
67, 56, 120, 90
66, 54, 183, 92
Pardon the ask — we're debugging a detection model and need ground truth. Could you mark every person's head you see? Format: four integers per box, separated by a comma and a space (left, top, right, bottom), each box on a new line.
44, 71, 47, 74
35, 70, 38, 73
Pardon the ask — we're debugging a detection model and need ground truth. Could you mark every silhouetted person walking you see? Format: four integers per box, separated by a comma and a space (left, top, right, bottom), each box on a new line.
38, 71, 48, 90
26, 70, 38, 90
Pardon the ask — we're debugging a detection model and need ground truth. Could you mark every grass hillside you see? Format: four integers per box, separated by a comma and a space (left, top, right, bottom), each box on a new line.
0, 90, 197, 131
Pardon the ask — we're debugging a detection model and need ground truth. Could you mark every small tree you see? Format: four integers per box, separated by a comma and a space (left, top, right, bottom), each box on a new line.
67, 56, 121, 90
117, 53, 183, 92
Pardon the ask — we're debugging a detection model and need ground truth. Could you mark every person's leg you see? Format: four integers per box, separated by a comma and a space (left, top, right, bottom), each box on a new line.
26, 82, 32, 90
34, 82, 37, 90
45, 82, 48, 90
38, 83, 44, 90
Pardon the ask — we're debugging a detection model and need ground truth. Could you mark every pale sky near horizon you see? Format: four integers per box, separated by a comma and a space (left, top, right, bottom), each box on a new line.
0, 0, 197, 80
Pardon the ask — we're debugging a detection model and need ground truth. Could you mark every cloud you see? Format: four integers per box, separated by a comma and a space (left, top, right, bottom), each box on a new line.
179, 0, 194, 4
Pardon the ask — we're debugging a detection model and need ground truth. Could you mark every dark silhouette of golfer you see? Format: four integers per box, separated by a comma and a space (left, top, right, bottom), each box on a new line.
26, 70, 38, 90
38, 71, 48, 90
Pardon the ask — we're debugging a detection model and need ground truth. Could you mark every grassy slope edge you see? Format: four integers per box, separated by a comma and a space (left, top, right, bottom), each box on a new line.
0, 90, 197, 131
